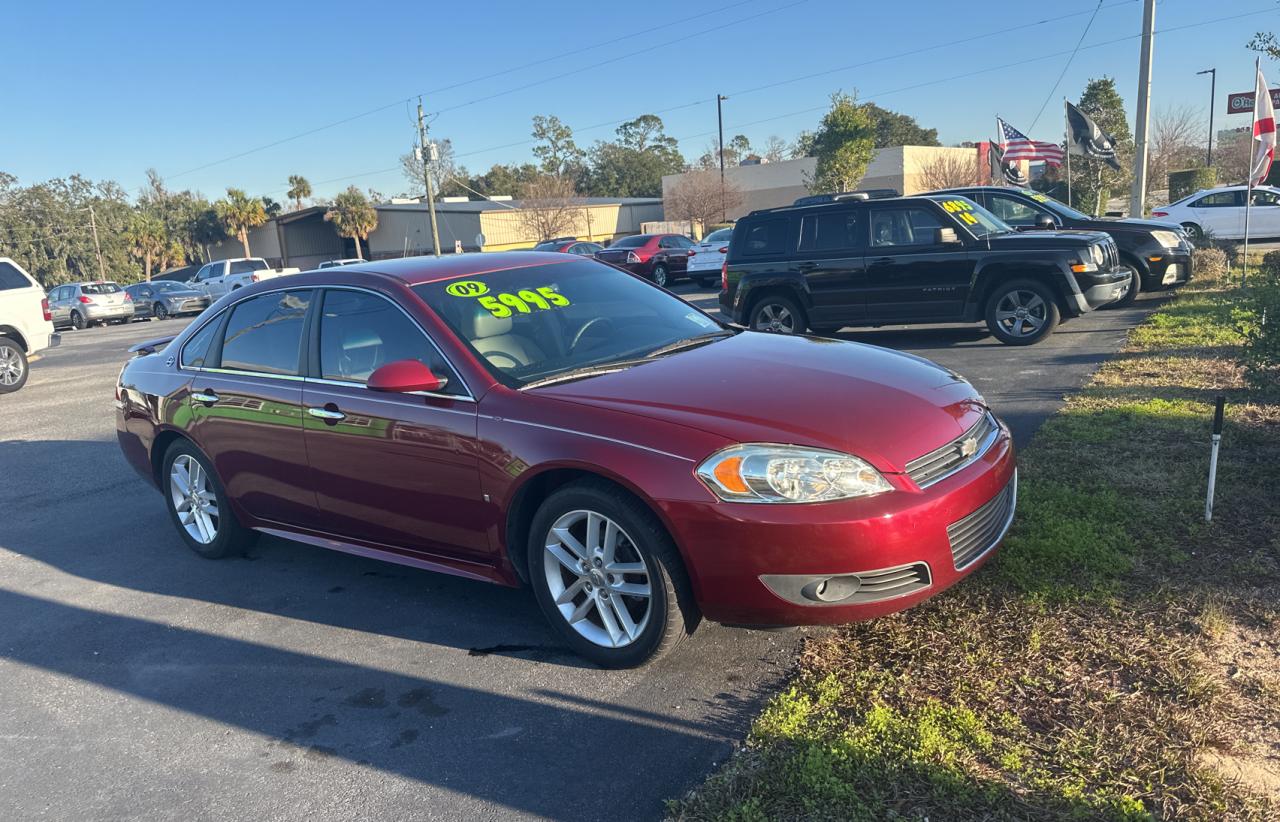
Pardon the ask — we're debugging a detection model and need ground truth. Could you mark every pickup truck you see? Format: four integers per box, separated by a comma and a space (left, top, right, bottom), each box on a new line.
188, 258, 300, 300
0, 257, 59, 393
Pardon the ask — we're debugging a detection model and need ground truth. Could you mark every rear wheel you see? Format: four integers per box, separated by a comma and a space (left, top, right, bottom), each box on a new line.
651, 264, 669, 288
1181, 223, 1204, 243
527, 480, 698, 668
154, 302, 169, 320
0, 337, 28, 394
985, 279, 1060, 345
161, 440, 255, 559
71, 311, 85, 330
749, 294, 806, 334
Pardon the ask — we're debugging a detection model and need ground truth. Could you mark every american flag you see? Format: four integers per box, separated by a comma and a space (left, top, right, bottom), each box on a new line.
998, 118, 1064, 167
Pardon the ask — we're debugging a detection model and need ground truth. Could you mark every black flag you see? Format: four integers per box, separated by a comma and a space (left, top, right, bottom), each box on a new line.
1065, 101, 1122, 171
989, 142, 1028, 186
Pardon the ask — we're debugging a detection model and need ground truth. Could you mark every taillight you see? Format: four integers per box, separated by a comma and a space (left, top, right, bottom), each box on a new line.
123, 292, 132, 302
626, 251, 640, 264
251, 272, 261, 282
41, 298, 51, 321
1151, 211, 1168, 217
78, 295, 93, 304
718, 247, 728, 254
721, 260, 728, 292
688, 250, 696, 256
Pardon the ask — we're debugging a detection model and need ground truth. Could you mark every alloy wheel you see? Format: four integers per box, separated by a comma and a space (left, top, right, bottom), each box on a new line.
754, 302, 796, 334
994, 290, 1047, 338
71, 311, 85, 330
155, 302, 168, 320
169, 454, 220, 545
0, 344, 24, 387
652, 265, 668, 288
542, 509, 652, 649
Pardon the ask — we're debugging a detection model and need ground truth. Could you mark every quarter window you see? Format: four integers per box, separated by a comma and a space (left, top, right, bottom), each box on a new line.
739, 219, 788, 255
0, 261, 31, 291
180, 317, 222, 369
318, 289, 459, 390
219, 290, 312, 375
798, 211, 863, 252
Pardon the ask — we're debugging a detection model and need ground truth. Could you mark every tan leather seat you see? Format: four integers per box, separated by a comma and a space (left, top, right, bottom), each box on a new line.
465, 308, 546, 368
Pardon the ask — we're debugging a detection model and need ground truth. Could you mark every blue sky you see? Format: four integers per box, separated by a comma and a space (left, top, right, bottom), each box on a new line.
4, 0, 1275, 201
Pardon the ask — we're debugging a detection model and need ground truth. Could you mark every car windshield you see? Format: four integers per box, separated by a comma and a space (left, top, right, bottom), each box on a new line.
608, 235, 650, 249
929, 197, 1014, 239
413, 259, 729, 388
152, 281, 185, 292
82, 282, 121, 294
1018, 189, 1091, 220
703, 228, 733, 243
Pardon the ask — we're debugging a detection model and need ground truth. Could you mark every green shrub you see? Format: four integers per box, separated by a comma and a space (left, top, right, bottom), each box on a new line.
1239, 251, 1280, 387
1168, 167, 1217, 202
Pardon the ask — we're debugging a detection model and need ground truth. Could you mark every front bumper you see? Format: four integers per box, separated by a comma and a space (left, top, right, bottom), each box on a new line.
1146, 249, 1193, 288
661, 423, 1017, 626
1074, 266, 1132, 311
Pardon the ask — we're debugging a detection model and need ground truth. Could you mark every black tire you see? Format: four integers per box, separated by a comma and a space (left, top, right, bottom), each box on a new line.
1104, 263, 1141, 308
0, 336, 29, 394
651, 264, 669, 288
694, 277, 717, 289
527, 480, 699, 668
160, 439, 255, 559
1181, 223, 1203, 243
154, 302, 169, 320
984, 279, 1061, 345
810, 325, 843, 336
71, 311, 85, 330
749, 293, 807, 334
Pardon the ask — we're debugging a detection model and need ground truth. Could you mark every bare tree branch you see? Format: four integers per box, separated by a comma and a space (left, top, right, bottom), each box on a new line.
665, 169, 745, 234
916, 152, 980, 191
518, 175, 580, 242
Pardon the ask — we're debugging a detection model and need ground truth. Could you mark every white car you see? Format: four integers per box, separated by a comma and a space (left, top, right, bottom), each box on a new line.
317, 258, 364, 269
0, 257, 58, 393
188, 258, 301, 299
686, 227, 734, 288
1152, 185, 1280, 241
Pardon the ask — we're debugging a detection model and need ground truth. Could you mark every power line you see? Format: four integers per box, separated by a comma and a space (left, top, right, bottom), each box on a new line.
1027, 0, 1105, 132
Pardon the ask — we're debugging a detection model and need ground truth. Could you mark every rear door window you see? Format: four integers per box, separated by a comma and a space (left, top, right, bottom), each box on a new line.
0, 261, 32, 290
219, 290, 313, 375
798, 210, 863, 252
1193, 191, 1242, 208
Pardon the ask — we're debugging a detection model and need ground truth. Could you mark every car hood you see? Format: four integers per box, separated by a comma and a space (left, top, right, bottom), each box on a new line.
985, 230, 1104, 250
1072, 216, 1181, 233
534, 332, 987, 473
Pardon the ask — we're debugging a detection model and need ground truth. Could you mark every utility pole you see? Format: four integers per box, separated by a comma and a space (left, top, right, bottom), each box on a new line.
1129, 0, 1155, 217
717, 94, 728, 224
87, 205, 105, 280
1197, 68, 1216, 165
416, 98, 441, 257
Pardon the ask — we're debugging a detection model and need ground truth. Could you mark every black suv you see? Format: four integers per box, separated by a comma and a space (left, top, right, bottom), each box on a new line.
936, 186, 1193, 306
719, 193, 1129, 345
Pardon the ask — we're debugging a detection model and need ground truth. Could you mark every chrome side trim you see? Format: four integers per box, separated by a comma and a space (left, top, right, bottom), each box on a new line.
304, 376, 477, 404
479, 415, 694, 463
195, 366, 306, 382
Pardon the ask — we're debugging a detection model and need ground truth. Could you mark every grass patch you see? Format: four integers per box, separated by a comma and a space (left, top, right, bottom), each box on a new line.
671, 279, 1280, 821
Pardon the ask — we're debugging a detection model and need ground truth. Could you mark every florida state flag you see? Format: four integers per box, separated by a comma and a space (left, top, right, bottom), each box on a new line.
1250, 63, 1276, 187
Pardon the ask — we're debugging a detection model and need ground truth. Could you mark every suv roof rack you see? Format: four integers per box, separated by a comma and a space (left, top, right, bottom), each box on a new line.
791, 189, 900, 207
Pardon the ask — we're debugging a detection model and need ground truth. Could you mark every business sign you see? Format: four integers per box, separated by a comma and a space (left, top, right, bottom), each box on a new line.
1227, 88, 1280, 114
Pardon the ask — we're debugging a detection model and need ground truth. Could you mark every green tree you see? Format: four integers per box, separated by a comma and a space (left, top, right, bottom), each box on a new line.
214, 188, 267, 258
324, 186, 378, 259
531, 115, 585, 177
581, 115, 685, 197
1249, 31, 1279, 60
286, 175, 312, 211
863, 103, 940, 148
262, 196, 282, 218
0, 173, 133, 286
807, 93, 876, 194
124, 211, 168, 281
465, 163, 540, 197
1062, 77, 1133, 214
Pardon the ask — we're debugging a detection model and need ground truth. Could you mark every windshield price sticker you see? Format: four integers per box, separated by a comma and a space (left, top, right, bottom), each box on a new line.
939, 199, 980, 225
1029, 192, 1051, 203
448, 282, 571, 318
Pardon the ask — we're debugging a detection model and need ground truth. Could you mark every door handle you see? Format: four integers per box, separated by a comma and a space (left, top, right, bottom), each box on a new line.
797, 262, 817, 271
871, 257, 895, 265
191, 390, 219, 404
307, 406, 346, 422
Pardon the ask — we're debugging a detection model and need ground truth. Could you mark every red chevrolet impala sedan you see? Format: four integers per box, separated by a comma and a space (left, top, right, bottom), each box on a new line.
115, 252, 1016, 667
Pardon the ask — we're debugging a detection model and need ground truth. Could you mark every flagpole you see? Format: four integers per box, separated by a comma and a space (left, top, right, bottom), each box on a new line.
995, 115, 1002, 187
1064, 99, 1073, 207
1243, 57, 1258, 288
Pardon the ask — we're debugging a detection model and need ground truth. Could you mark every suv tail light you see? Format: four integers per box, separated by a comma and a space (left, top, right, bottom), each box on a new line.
718, 247, 728, 254
721, 260, 728, 292
41, 298, 51, 321
626, 251, 640, 264
1151, 210, 1168, 217
251, 272, 262, 282
688, 250, 696, 256
122, 291, 133, 302
78, 295, 93, 304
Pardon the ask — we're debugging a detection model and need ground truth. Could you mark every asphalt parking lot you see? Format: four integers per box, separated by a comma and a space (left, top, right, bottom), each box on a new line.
0, 286, 1164, 821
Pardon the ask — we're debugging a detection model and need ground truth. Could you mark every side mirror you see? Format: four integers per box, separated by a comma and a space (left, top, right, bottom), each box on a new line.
1034, 214, 1056, 230
367, 359, 447, 393
935, 227, 961, 244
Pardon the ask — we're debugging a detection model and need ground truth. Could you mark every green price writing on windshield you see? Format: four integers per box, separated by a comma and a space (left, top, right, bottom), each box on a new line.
940, 199, 974, 213
1029, 192, 1051, 203
475, 287, 570, 319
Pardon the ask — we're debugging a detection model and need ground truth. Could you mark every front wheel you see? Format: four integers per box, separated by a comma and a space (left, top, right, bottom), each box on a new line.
161, 440, 255, 559
0, 337, 29, 393
528, 480, 698, 668
651, 264, 669, 288
985, 279, 1060, 345
1104, 264, 1141, 308
749, 294, 806, 334
154, 302, 169, 320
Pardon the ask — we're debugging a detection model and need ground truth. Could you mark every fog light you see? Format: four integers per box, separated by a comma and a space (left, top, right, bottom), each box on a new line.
801, 574, 862, 603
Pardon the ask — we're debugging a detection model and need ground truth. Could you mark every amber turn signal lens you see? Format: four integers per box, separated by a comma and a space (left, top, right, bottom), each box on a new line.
712, 456, 750, 494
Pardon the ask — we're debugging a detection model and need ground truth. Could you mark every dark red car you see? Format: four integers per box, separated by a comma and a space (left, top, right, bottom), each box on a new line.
116, 253, 1016, 667
532, 238, 604, 256
593, 233, 694, 287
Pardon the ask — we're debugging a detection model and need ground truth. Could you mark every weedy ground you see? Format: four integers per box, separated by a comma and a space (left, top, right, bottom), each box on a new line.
669, 264, 1280, 821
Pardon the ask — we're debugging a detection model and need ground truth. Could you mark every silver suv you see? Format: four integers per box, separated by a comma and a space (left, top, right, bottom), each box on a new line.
47, 282, 132, 329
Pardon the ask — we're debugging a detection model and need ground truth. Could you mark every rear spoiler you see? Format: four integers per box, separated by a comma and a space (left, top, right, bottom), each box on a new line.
128, 336, 177, 356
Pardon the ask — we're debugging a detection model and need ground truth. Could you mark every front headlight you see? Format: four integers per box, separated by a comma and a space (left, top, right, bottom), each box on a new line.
697, 444, 893, 503
1150, 229, 1182, 249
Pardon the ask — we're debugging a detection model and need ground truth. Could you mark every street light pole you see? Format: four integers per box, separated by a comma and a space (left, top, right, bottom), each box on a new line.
717, 94, 728, 224
1196, 68, 1216, 166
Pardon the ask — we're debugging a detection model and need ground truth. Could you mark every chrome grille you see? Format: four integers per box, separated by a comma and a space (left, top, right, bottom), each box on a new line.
905, 412, 998, 488
947, 473, 1017, 570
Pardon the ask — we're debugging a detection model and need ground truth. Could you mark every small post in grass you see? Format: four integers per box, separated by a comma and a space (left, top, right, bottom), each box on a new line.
1205, 395, 1225, 522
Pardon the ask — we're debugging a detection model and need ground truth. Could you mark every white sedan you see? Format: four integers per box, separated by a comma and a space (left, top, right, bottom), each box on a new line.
1152, 185, 1280, 241
686, 227, 734, 288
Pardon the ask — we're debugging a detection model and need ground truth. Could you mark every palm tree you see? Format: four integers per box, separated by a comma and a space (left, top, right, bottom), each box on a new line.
124, 212, 168, 281
324, 186, 378, 260
286, 175, 312, 211
215, 188, 267, 257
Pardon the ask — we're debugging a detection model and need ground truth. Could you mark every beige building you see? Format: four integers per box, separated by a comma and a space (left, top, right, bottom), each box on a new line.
206, 198, 664, 268
662, 146, 986, 221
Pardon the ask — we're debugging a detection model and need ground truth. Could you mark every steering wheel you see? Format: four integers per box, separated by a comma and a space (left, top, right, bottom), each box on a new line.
570, 317, 614, 351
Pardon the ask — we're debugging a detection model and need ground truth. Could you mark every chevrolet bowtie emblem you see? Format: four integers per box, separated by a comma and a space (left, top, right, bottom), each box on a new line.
958, 437, 979, 459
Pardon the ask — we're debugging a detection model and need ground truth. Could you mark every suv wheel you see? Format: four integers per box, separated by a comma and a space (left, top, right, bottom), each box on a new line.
985, 279, 1060, 345
750, 294, 805, 334
0, 337, 28, 394
651, 264, 669, 288
528, 480, 698, 668
1105, 263, 1141, 308
161, 440, 255, 559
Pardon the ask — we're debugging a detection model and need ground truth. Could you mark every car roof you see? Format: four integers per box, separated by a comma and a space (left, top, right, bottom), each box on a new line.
329, 251, 590, 286
742, 193, 969, 219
